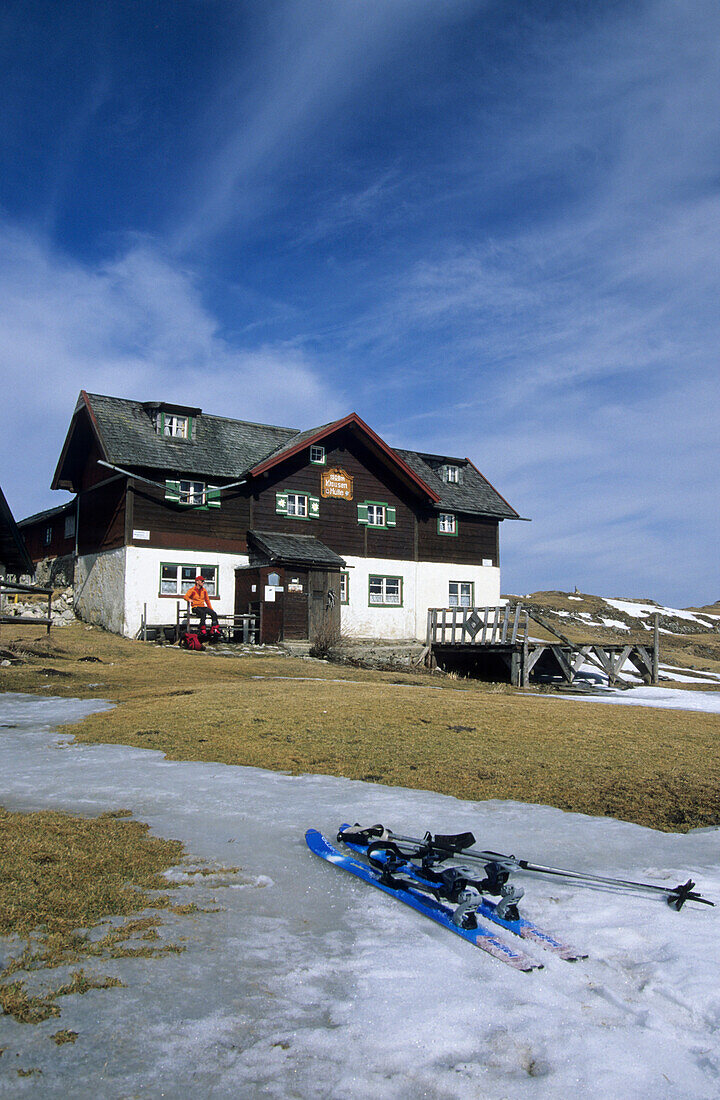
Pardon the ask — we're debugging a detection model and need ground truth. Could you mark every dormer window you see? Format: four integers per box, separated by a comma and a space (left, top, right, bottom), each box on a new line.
144, 401, 200, 440
163, 414, 189, 439
310, 444, 326, 465
442, 464, 462, 484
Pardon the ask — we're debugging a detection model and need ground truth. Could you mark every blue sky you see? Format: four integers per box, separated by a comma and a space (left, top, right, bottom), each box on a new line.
1, 0, 718, 606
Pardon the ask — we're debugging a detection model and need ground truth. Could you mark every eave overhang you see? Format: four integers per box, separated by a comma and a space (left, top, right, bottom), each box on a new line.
51, 390, 110, 492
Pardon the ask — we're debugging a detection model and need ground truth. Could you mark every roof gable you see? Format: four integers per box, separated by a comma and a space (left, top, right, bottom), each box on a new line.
249, 413, 442, 504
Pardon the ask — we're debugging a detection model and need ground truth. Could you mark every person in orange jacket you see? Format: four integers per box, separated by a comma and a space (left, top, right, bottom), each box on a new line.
183, 575, 219, 630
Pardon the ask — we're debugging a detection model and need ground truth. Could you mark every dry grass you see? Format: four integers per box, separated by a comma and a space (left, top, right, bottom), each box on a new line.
0, 806, 188, 1025
1, 623, 719, 833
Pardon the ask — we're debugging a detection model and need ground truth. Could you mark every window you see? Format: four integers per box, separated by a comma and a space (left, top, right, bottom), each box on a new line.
165, 481, 220, 508
340, 572, 349, 604
438, 513, 457, 535
444, 465, 460, 484
160, 564, 218, 597
162, 414, 189, 438
180, 480, 206, 505
357, 501, 397, 528
310, 445, 326, 465
449, 581, 473, 608
287, 493, 308, 518
275, 491, 320, 519
44, 526, 52, 546
64, 513, 76, 539
369, 575, 402, 606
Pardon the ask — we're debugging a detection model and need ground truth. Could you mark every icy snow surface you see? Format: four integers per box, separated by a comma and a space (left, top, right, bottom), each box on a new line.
604, 599, 715, 628
547, 687, 720, 713
1, 693, 719, 1099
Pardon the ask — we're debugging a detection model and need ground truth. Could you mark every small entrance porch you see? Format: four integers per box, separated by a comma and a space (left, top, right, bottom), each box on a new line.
235, 531, 345, 645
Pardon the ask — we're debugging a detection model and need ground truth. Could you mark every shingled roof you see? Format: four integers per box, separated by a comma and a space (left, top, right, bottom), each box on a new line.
394, 450, 519, 519
80, 393, 298, 478
248, 531, 346, 568
56, 392, 520, 519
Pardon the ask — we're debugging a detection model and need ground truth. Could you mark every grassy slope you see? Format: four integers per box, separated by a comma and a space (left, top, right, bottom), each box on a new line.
1, 620, 718, 832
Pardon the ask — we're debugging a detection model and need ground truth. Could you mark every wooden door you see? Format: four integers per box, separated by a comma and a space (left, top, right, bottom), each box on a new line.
283, 568, 309, 639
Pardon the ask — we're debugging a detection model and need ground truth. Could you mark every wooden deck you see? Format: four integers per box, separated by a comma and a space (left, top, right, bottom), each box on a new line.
425, 604, 659, 687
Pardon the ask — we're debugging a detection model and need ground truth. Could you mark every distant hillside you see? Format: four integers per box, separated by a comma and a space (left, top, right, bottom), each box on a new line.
502, 590, 720, 677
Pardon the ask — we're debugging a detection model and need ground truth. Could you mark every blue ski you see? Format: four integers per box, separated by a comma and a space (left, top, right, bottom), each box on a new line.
340, 829, 585, 962
306, 829, 543, 971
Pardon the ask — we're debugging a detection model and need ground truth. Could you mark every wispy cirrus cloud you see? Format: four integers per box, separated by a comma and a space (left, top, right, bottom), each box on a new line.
169, 0, 480, 252
0, 222, 343, 517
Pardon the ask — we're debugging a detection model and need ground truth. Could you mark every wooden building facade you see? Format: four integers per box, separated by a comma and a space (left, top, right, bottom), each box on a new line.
37, 391, 523, 640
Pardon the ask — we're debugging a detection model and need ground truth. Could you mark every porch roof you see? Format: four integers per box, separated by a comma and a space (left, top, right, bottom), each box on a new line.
247, 531, 346, 569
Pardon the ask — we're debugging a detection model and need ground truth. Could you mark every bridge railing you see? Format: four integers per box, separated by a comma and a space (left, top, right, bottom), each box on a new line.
426, 603, 527, 646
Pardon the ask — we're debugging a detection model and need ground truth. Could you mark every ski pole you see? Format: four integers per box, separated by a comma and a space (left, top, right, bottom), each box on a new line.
384, 830, 715, 910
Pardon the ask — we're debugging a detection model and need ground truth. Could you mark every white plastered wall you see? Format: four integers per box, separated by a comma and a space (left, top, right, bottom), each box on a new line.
122, 547, 250, 637
76, 547, 250, 637
340, 556, 501, 641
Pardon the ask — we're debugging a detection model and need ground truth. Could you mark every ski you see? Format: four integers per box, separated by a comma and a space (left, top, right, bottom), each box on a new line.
339, 825, 585, 961
305, 829, 543, 971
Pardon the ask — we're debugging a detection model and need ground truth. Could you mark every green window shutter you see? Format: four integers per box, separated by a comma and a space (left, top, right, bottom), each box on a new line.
357, 503, 369, 525
187, 416, 194, 440
165, 480, 180, 502
309, 495, 320, 519
207, 486, 221, 509
385, 506, 396, 527
276, 492, 288, 515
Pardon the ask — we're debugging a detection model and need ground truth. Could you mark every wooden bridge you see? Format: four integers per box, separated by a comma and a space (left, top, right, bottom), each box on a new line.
424, 604, 659, 688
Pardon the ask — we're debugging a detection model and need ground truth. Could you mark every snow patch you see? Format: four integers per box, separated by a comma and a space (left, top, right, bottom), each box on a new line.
0, 693, 718, 1100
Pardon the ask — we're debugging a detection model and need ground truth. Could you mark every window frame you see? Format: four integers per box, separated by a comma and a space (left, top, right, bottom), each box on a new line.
159, 563, 219, 598
179, 479, 206, 505
340, 571, 350, 605
309, 444, 326, 465
44, 525, 53, 546
448, 580, 474, 608
437, 512, 457, 536
165, 480, 220, 509
161, 413, 190, 439
368, 574, 403, 607
275, 490, 320, 520
443, 464, 461, 484
367, 503, 386, 527
357, 500, 397, 529
286, 492, 308, 518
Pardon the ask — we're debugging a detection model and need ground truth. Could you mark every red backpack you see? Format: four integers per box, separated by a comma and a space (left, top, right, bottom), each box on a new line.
182, 632, 203, 651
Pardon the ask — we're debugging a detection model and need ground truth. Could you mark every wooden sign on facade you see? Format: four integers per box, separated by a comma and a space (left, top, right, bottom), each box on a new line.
320, 467, 354, 500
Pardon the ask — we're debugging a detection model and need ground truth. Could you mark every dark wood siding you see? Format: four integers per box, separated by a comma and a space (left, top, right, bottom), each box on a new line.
78, 479, 126, 554
251, 429, 416, 560
417, 513, 499, 566
20, 515, 75, 563
129, 475, 252, 553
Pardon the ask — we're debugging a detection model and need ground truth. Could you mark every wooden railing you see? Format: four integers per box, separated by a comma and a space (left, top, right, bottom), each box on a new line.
0, 580, 54, 634
426, 604, 527, 646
